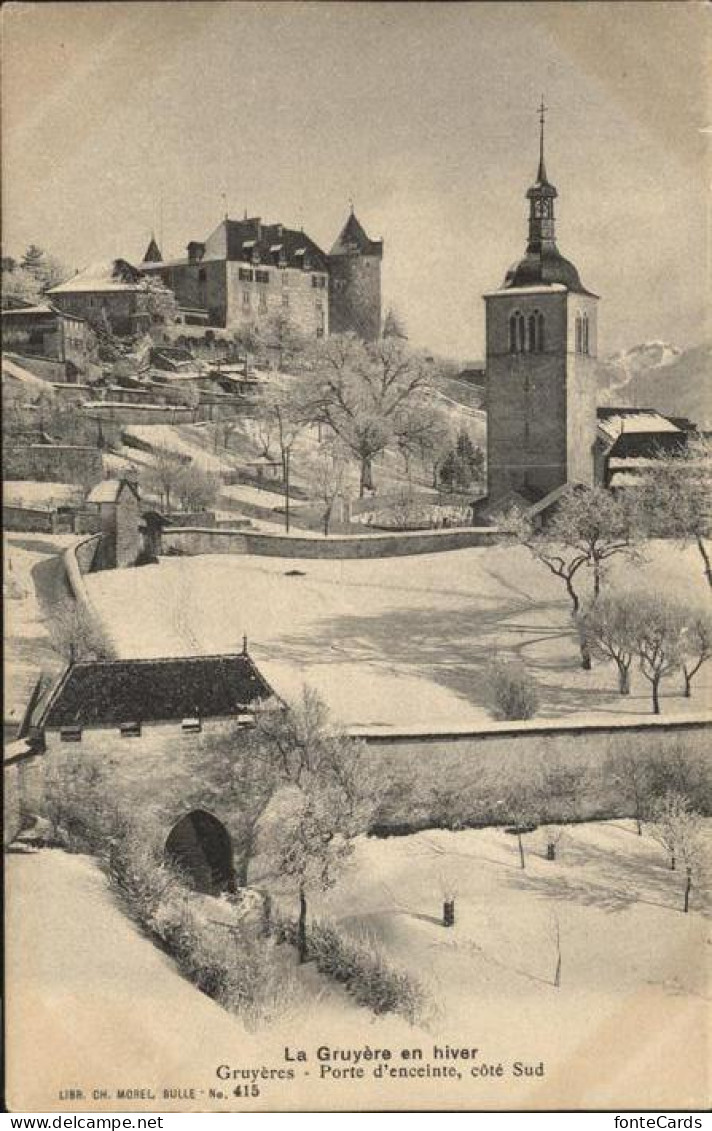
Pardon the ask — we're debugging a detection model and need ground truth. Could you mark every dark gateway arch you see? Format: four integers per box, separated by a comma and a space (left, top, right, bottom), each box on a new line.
165, 810, 236, 894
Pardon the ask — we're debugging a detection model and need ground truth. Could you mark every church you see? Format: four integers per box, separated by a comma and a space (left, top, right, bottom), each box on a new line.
478, 104, 698, 519
482, 102, 599, 510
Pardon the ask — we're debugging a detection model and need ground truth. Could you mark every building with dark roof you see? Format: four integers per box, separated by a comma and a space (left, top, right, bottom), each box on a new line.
47, 260, 154, 337
37, 651, 276, 734
141, 216, 331, 340
140, 208, 383, 343
482, 102, 599, 506
595, 407, 694, 489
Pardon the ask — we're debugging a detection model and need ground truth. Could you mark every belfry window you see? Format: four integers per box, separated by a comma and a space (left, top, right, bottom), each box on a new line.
511, 310, 544, 353
575, 311, 590, 355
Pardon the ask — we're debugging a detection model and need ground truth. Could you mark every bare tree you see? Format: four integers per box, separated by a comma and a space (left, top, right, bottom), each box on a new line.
629, 591, 685, 715
503, 485, 641, 618
48, 599, 114, 663
635, 436, 712, 590
140, 446, 186, 512
649, 792, 704, 912
257, 687, 377, 962
175, 462, 220, 512
578, 591, 637, 694
498, 773, 544, 869
306, 442, 347, 536
605, 746, 654, 835
305, 334, 434, 496
679, 604, 712, 699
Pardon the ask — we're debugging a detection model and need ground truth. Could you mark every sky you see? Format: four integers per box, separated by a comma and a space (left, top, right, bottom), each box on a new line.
2, 1, 709, 361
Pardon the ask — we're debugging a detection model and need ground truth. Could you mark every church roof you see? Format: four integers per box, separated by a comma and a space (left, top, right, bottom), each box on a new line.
330, 210, 383, 258
503, 247, 590, 293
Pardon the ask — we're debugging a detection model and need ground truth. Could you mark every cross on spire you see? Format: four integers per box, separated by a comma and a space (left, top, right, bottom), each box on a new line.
537, 95, 548, 182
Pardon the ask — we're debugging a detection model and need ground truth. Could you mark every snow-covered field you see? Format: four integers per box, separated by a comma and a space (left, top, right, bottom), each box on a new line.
85, 541, 712, 730
277, 818, 709, 1108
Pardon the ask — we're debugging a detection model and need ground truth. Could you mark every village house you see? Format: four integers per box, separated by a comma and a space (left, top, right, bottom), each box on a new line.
595, 407, 696, 489
47, 259, 154, 337
1, 302, 91, 378
85, 477, 141, 567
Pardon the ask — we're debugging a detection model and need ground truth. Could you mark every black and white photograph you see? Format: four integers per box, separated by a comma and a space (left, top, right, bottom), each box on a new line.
2, 0, 710, 1115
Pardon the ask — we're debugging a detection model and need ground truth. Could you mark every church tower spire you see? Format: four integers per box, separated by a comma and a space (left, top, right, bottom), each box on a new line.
526, 97, 558, 254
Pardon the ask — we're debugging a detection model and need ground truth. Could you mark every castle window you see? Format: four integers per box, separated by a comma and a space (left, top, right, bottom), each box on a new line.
181, 717, 201, 733
242, 290, 251, 310
239, 268, 253, 282
120, 721, 141, 738
258, 290, 268, 313
255, 269, 270, 284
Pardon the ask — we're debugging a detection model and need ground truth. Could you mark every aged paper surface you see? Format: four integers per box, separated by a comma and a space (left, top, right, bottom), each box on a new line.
3, 0, 710, 1113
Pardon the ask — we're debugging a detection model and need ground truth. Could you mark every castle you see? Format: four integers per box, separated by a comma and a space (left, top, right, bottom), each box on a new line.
139, 208, 383, 342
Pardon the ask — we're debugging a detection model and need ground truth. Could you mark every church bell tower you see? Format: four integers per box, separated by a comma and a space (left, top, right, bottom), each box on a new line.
483, 101, 599, 506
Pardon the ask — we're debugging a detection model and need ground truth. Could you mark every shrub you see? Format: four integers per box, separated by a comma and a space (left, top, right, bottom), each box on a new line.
486, 657, 539, 720
275, 914, 427, 1025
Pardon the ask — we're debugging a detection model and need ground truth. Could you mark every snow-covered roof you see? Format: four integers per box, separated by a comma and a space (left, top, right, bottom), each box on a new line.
597, 409, 682, 443
48, 259, 145, 294
86, 478, 138, 504
483, 283, 568, 297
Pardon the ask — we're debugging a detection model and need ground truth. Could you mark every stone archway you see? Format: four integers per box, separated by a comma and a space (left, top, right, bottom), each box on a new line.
165, 810, 236, 895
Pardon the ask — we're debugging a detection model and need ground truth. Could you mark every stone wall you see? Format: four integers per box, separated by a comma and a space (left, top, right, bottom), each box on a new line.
3, 506, 56, 533
359, 716, 711, 829
4, 444, 103, 486
82, 403, 196, 425
17, 714, 711, 863
161, 524, 504, 559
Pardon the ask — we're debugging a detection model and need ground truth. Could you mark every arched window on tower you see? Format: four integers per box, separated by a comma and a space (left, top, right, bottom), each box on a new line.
575, 312, 583, 354
509, 313, 518, 353
517, 312, 526, 353
537, 311, 545, 352
582, 312, 590, 355
527, 313, 537, 353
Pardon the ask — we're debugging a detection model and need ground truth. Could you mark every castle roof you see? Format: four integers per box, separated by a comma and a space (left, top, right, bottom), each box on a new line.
40, 652, 277, 728
330, 210, 383, 258
223, 218, 329, 271
142, 236, 162, 263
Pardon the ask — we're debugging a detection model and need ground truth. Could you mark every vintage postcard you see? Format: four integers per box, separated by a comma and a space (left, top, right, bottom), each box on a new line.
3, 0, 710, 1114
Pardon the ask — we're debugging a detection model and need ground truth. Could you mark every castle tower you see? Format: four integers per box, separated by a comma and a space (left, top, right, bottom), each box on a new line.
484, 101, 599, 505
328, 208, 383, 340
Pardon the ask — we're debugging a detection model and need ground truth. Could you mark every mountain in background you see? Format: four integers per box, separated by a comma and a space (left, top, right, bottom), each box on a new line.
597, 341, 712, 428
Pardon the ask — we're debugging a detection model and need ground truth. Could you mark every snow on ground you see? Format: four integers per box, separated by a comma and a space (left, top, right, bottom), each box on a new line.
85, 541, 712, 730
4, 533, 76, 730
122, 424, 234, 473
4, 848, 410, 1112
268, 818, 708, 1108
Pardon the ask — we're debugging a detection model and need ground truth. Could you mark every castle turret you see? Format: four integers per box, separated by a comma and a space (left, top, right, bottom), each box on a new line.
328, 208, 383, 340
142, 235, 162, 264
